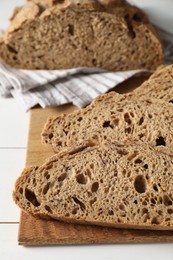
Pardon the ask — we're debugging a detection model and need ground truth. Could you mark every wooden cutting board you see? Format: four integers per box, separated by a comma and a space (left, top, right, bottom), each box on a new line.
18, 76, 173, 245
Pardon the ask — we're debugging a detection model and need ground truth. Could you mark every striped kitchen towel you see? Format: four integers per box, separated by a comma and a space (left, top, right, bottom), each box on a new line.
0, 63, 146, 110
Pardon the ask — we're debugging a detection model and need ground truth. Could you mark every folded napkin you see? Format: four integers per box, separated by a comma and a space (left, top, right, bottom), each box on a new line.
0, 28, 172, 111
0, 64, 146, 110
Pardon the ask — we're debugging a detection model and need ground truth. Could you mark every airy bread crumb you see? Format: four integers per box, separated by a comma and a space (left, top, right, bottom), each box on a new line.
13, 141, 173, 230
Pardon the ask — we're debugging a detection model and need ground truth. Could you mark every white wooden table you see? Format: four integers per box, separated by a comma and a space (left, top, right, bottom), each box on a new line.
0, 1, 173, 259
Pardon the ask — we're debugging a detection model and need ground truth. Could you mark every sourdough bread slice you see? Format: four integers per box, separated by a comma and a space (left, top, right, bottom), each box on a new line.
132, 64, 173, 103
13, 141, 173, 230
0, 0, 163, 70
41, 92, 173, 152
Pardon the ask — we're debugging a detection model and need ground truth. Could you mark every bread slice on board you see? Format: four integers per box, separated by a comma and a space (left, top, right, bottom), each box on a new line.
132, 64, 173, 103
41, 92, 173, 152
13, 141, 173, 230
0, 0, 163, 70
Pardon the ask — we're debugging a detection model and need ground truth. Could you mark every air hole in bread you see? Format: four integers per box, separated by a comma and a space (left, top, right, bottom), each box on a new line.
139, 133, 144, 139
113, 118, 119, 126
16, 196, 19, 202
117, 108, 123, 112
58, 172, 67, 182
143, 215, 150, 223
134, 158, 142, 164
32, 178, 36, 186
48, 133, 53, 140
124, 15, 136, 38
19, 187, 23, 194
157, 210, 162, 216
132, 13, 142, 22
89, 197, 97, 206
142, 207, 148, 215
91, 182, 99, 192
87, 191, 92, 197
98, 208, 103, 214
76, 174, 87, 185
159, 196, 163, 204
6, 44, 18, 54
92, 58, 97, 66
42, 182, 50, 195
102, 120, 113, 128
163, 195, 172, 206
119, 204, 125, 211
55, 0, 65, 4
25, 188, 40, 207
156, 136, 166, 146
72, 197, 85, 211
124, 113, 131, 124
77, 117, 83, 122
90, 163, 94, 170
72, 208, 78, 215
46, 164, 53, 170
139, 117, 144, 125
117, 149, 128, 156
134, 175, 146, 193
143, 164, 148, 169
153, 184, 158, 192
167, 209, 173, 214
151, 198, 156, 205
145, 174, 149, 180
142, 200, 147, 206
117, 218, 122, 223
169, 99, 173, 103
44, 171, 50, 179
125, 127, 131, 133
108, 210, 114, 215
151, 217, 160, 225
45, 205, 52, 213
68, 24, 74, 36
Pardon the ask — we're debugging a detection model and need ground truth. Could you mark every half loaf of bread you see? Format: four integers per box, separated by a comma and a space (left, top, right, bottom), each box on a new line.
13, 141, 173, 230
0, 0, 163, 70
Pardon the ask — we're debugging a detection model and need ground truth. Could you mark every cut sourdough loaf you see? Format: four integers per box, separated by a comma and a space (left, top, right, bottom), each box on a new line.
0, 0, 163, 70
132, 64, 173, 103
41, 92, 173, 152
13, 141, 173, 230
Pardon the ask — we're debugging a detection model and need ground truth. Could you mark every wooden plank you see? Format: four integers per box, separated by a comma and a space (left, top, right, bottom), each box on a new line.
18, 76, 173, 245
